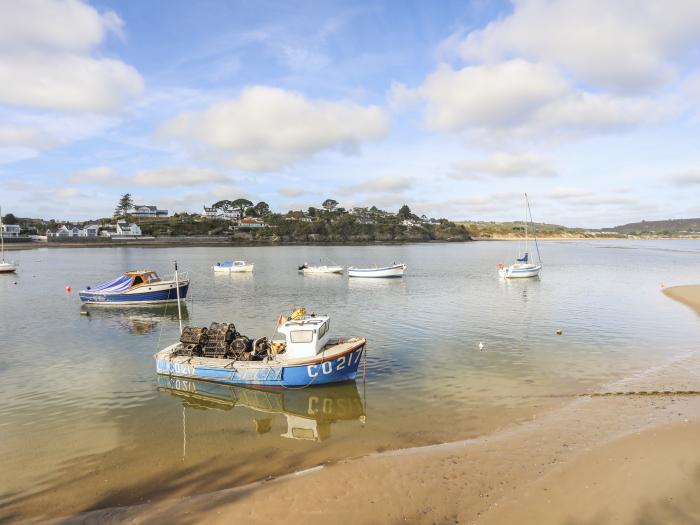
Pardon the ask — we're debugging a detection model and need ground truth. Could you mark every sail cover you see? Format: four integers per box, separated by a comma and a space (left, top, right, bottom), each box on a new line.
89, 274, 133, 293
516, 252, 529, 263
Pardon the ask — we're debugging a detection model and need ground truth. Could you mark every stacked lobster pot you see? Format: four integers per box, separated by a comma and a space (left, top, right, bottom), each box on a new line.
202, 322, 236, 358
179, 326, 208, 356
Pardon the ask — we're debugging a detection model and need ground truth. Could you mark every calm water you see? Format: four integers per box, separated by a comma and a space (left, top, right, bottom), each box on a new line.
1, 240, 699, 520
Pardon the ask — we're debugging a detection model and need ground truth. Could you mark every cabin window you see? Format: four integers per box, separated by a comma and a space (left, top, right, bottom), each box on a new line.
132, 276, 144, 286
319, 321, 328, 339
290, 330, 314, 343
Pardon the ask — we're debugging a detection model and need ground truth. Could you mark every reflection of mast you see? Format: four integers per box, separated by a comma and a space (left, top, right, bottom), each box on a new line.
182, 404, 187, 461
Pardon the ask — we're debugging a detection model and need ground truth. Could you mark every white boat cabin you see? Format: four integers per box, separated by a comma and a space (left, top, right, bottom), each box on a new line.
275, 315, 332, 359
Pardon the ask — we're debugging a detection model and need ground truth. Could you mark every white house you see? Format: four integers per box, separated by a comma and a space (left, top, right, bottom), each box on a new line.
47, 224, 101, 238
116, 221, 142, 236
1, 224, 20, 237
79, 224, 100, 237
236, 218, 266, 229
202, 204, 242, 221
131, 205, 168, 218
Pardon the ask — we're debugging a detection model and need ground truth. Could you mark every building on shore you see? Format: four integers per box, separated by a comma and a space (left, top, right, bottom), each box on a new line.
202, 205, 242, 221
47, 224, 100, 238
132, 205, 168, 218
236, 218, 267, 229
1, 223, 21, 237
115, 221, 142, 236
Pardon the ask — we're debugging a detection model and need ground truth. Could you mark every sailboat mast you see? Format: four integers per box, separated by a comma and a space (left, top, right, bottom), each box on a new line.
0, 206, 4, 259
524, 194, 528, 254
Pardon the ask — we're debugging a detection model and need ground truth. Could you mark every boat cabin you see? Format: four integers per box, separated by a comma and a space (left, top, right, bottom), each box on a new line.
275, 315, 332, 359
125, 270, 162, 288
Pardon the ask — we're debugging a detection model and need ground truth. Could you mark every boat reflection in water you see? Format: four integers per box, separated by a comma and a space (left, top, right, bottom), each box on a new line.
81, 303, 190, 335
158, 377, 365, 441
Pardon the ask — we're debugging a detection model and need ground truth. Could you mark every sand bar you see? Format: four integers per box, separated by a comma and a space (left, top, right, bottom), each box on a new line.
663, 284, 700, 318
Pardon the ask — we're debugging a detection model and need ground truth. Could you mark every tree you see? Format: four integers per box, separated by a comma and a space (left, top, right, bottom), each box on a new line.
231, 198, 253, 218
307, 206, 319, 217
249, 201, 270, 217
3, 213, 17, 224
114, 193, 133, 217
397, 204, 412, 219
322, 199, 339, 212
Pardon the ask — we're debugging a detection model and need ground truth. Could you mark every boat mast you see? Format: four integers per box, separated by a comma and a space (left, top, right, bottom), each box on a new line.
0, 206, 4, 261
174, 260, 183, 335
523, 193, 528, 257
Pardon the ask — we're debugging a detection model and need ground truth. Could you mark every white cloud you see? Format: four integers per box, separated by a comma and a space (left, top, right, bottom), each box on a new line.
130, 167, 228, 187
68, 165, 114, 184
406, 59, 670, 136
0, 0, 142, 112
450, 152, 557, 179
0, 125, 56, 149
544, 187, 593, 200
452, 0, 700, 92
669, 169, 700, 186
278, 186, 306, 197
67, 166, 229, 187
158, 86, 389, 171
338, 175, 414, 195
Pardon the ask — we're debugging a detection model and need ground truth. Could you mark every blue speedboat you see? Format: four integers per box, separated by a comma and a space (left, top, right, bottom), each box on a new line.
156, 310, 366, 388
79, 269, 189, 305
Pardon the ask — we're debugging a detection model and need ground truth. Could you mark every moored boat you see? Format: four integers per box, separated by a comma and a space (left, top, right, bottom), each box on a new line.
79, 269, 189, 305
498, 193, 542, 279
0, 206, 17, 274
156, 309, 366, 388
298, 262, 344, 274
214, 260, 254, 273
348, 263, 406, 278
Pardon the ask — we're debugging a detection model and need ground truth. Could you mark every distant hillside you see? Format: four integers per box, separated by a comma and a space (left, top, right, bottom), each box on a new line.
609, 218, 700, 235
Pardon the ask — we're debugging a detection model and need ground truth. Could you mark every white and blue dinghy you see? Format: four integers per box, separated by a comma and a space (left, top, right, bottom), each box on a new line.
156, 308, 367, 388
348, 263, 406, 278
79, 269, 190, 305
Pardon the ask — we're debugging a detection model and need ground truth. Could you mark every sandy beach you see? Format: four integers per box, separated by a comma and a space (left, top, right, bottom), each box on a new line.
45, 285, 700, 525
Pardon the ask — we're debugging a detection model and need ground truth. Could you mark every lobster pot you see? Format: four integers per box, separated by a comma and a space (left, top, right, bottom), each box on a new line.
180, 326, 208, 345
182, 344, 202, 357
202, 322, 236, 358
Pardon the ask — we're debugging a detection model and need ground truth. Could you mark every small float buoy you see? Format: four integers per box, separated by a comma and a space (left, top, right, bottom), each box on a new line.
80, 310, 90, 316
478, 342, 485, 351
65, 286, 71, 293
556, 329, 563, 335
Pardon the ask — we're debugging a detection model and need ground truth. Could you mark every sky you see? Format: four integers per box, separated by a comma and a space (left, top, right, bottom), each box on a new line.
1, 0, 700, 227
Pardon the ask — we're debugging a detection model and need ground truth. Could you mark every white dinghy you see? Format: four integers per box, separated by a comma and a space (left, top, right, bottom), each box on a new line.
214, 260, 254, 273
348, 263, 406, 278
298, 262, 344, 274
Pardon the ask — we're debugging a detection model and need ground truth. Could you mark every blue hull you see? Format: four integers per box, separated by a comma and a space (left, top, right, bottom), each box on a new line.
156, 344, 365, 388
79, 283, 189, 304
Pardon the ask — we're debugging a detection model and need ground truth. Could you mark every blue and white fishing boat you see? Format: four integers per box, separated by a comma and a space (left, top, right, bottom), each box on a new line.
156, 309, 366, 388
498, 193, 542, 279
348, 263, 406, 278
79, 269, 189, 305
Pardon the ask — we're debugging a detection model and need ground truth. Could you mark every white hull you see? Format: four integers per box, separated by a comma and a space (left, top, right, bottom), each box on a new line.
499, 264, 541, 279
348, 264, 406, 278
301, 266, 344, 274
0, 261, 16, 273
214, 264, 254, 273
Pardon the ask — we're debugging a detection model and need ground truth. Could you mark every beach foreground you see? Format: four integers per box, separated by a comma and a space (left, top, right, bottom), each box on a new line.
47, 342, 700, 524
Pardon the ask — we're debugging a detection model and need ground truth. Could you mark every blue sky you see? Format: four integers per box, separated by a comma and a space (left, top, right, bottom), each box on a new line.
1, 0, 699, 227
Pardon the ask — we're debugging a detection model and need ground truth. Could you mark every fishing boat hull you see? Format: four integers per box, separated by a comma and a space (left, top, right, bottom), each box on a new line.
0, 262, 16, 273
301, 266, 344, 274
348, 264, 406, 278
79, 282, 190, 304
156, 338, 366, 388
499, 264, 541, 279
214, 264, 254, 273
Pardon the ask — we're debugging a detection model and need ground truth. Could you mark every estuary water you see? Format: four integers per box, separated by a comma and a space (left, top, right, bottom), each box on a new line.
1, 240, 699, 521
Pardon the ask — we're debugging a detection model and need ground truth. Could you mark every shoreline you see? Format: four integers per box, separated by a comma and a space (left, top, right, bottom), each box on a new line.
40, 285, 700, 525
6, 236, 700, 251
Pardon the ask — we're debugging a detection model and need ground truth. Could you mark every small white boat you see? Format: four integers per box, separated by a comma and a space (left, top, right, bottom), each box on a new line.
498, 193, 542, 279
298, 263, 344, 274
348, 263, 406, 278
214, 260, 254, 273
0, 207, 17, 274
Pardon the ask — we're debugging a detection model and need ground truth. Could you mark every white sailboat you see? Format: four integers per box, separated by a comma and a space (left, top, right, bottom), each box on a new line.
0, 207, 17, 273
498, 194, 542, 279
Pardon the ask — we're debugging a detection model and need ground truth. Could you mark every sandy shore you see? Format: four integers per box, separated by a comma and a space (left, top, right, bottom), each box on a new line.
44, 357, 700, 524
663, 285, 700, 318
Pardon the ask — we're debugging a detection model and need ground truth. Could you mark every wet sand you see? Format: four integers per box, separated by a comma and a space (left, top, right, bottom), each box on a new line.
663, 284, 700, 318
46, 356, 700, 525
